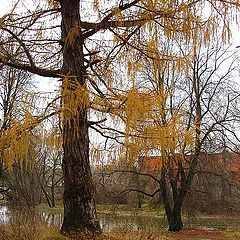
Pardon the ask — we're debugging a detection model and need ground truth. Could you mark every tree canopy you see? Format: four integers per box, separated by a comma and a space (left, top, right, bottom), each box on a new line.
0, 0, 240, 238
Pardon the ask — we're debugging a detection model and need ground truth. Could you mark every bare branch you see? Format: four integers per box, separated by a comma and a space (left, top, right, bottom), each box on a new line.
112, 170, 162, 184
117, 188, 161, 198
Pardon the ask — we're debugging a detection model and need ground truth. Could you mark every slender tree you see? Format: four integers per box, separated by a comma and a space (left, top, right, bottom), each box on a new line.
120, 39, 239, 231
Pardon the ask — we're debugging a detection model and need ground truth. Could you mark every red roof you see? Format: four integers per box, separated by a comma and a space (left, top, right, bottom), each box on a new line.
140, 151, 240, 170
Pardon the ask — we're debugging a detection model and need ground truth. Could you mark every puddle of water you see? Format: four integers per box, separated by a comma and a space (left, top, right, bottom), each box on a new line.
0, 205, 10, 223
0, 205, 239, 232
0, 205, 167, 230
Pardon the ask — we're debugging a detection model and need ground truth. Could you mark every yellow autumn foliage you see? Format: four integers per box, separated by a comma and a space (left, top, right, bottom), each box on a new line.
124, 108, 196, 164
125, 88, 153, 130
122, 53, 197, 166
0, 109, 61, 170
44, 126, 62, 151
47, 0, 60, 9
61, 75, 90, 125
1, 0, 239, 173
0, 112, 34, 169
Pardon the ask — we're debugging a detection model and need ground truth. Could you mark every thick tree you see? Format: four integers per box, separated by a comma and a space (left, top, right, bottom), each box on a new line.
0, 0, 239, 238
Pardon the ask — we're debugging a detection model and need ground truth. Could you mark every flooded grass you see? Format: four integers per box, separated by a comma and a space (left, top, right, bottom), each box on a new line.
0, 204, 240, 239
36, 205, 64, 214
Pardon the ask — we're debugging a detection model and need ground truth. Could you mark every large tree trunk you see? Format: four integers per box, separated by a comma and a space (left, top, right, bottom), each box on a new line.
60, 0, 102, 237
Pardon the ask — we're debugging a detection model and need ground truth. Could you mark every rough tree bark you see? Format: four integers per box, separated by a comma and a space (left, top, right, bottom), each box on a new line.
59, 0, 102, 237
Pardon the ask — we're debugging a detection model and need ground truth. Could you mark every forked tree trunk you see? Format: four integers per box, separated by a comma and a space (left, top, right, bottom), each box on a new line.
161, 166, 185, 232
168, 202, 184, 231
59, 0, 102, 237
162, 190, 184, 231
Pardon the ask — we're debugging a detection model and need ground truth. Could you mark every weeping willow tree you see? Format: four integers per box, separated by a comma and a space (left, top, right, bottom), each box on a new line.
117, 36, 240, 230
0, 66, 32, 175
119, 50, 197, 231
0, 0, 239, 238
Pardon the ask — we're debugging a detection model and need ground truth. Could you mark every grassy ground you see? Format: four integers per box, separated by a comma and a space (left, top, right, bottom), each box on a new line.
36, 203, 165, 217
107, 228, 240, 240
1, 204, 239, 239
97, 204, 165, 217
35, 203, 240, 230
36, 204, 64, 214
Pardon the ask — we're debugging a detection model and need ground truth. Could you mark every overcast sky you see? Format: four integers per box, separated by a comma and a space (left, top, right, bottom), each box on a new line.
0, 1, 12, 17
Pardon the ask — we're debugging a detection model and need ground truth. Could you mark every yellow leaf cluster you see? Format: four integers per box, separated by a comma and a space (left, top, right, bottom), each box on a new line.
65, 24, 80, 48
124, 111, 196, 165
44, 127, 62, 151
125, 88, 153, 130
48, 0, 60, 8
124, 139, 147, 165
122, 78, 196, 164
0, 112, 36, 170
61, 75, 90, 125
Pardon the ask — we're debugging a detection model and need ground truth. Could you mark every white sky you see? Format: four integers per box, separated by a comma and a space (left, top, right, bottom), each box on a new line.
0, 1, 12, 17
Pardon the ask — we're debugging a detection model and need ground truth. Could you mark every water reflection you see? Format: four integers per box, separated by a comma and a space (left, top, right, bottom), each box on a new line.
0, 205, 239, 231
0, 205, 166, 230
0, 205, 10, 223
40, 212, 64, 227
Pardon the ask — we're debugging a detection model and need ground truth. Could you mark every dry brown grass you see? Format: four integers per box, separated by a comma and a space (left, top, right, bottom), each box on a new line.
0, 223, 69, 240
0, 226, 167, 240
106, 228, 240, 240
0, 224, 239, 240
105, 229, 169, 240
0, 223, 46, 240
